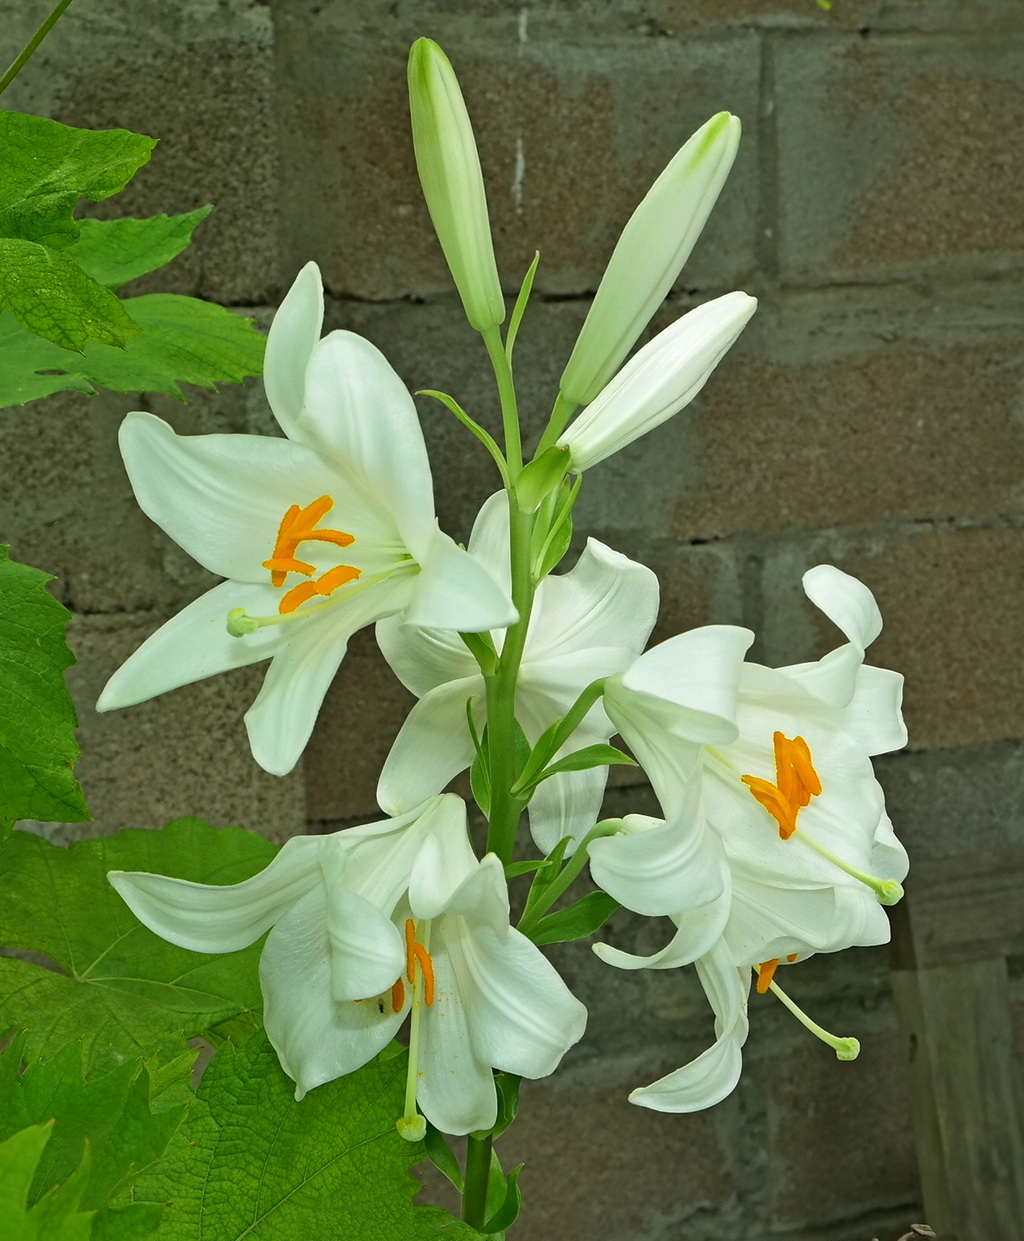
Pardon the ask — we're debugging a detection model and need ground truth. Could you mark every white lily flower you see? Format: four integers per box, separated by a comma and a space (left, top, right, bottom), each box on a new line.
376, 492, 659, 852
108, 793, 587, 1136
96, 263, 516, 775
560, 112, 742, 407
557, 291, 757, 471
589, 565, 908, 1110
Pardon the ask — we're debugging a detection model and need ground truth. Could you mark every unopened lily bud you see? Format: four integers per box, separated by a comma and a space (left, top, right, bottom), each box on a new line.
407, 38, 504, 333
560, 112, 741, 407
558, 290, 756, 471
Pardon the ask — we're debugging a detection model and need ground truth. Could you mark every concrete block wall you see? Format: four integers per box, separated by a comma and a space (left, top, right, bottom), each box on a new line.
3, 1, 1023, 1237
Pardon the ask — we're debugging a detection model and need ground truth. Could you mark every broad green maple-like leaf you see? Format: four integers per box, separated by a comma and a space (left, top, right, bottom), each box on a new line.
0, 237, 141, 351
130, 1032, 480, 1241
0, 113, 155, 353
0, 1033, 187, 1211
0, 112, 154, 251
62, 209, 212, 291
0, 546, 88, 838
0, 293, 265, 408
0, 1124, 94, 1240
0, 820, 275, 1074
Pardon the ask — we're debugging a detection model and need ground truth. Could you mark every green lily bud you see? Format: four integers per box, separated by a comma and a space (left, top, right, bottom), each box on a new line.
559, 111, 741, 407
407, 38, 505, 333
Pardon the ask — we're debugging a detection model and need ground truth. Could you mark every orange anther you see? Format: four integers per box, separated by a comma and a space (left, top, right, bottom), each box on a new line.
262, 555, 316, 579
315, 564, 361, 595
404, 918, 417, 983
787, 734, 822, 800
267, 494, 355, 588
411, 942, 436, 1007
786, 953, 799, 963
278, 580, 320, 614
391, 978, 406, 1012
756, 959, 780, 994
741, 774, 798, 840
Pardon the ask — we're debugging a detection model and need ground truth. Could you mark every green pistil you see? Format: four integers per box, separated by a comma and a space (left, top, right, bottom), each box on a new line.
768, 978, 860, 1061
793, 827, 904, 906
397, 920, 431, 1143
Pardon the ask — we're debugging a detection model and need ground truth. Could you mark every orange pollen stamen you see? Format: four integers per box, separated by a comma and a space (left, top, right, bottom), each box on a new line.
266, 494, 356, 588
742, 732, 822, 840
276, 563, 362, 615
401, 918, 436, 1008
390, 978, 406, 1012
756, 959, 780, 994
787, 953, 799, 963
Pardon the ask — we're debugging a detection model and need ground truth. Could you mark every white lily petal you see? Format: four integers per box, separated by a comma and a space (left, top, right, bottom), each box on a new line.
466, 491, 512, 593
404, 530, 517, 632
558, 292, 757, 471
527, 538, 659, 665
317, 845, 406, 1001
416, 945, 498, 1135
780, 643, 866, 710
97, 580, 285, 712
406, 796, 479, 919
117, 411, 342, 583
375, 615, 476, 698
107, 834, 322, 953
844, 665, 908, 755
802, 564, 883, 650
263, 261, 324, 440
594, 865, 731, 971
527, 763, 608, 855
589, 800, 726, 918
628, 940, 749, 1113
261, 886, 404, 1100
871, 813, 910, 883
376, 679, 482, 816
298, 331, 436, 561
617, 625, 754, 743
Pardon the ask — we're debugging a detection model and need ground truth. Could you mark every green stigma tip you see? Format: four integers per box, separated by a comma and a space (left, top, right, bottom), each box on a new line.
226, 608, 260, 638
396, 1115, 426, 1143
877, 879, 904, 907
835, 1037, 860, 1062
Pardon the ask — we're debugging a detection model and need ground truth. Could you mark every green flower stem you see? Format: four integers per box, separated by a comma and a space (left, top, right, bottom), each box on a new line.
0, 0, 76, 97
481, 324, 523, 477
483, 500, 535, 864
462, 1131, 493, 1231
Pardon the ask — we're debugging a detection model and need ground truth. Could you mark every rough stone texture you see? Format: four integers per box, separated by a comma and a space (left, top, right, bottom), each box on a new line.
60, 612, 305, 844
776, 34, 1024, 287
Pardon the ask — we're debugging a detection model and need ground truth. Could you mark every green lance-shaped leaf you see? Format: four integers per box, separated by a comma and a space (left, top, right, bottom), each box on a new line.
0, 293, 265, 408
0, 546, 88, 838
0, 1124, 94, 1240
0, 237, 141, 351
128, 1031, 480, 1241
408, 38, 504, 333
0, 819, 275, 1074
529, 890, 620, 947
63, 208, 213, 291
0, 112, 155, 251
0, 1033, 184, 1235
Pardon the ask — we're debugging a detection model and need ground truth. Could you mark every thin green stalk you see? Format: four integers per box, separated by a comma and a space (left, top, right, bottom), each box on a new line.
0, 0, 76, 98
483, 500, 535, 864
481, 324, 523, 476
462, 1132, 493, 1230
